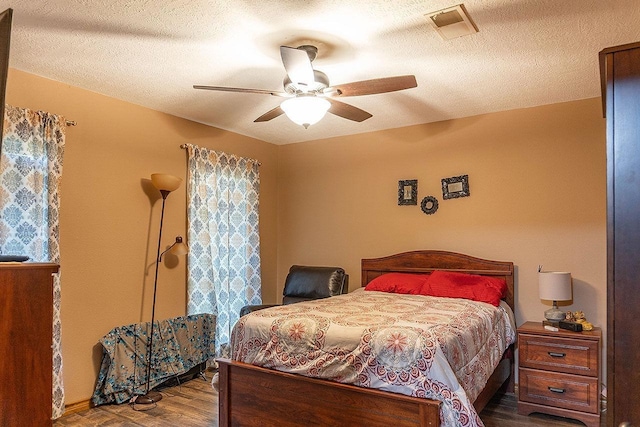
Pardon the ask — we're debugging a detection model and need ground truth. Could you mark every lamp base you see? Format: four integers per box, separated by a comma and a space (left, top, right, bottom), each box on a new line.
544, 306, 565, 321
134, 390, 163, 405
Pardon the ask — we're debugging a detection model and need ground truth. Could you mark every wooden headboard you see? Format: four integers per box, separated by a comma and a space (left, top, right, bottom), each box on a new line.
361, 250, 515, 312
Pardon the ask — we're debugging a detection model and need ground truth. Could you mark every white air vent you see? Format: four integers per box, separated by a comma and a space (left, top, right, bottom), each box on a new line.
426, 4, 478, 40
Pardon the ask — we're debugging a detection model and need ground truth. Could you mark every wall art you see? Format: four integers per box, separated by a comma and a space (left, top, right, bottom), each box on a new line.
398, 179, 418, 205
421, 196, 439, 215
442, 175, 470, 200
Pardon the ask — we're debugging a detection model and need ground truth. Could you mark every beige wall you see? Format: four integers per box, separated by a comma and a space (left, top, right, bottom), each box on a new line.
277, 97, 607, 372
5, 69, 279, 404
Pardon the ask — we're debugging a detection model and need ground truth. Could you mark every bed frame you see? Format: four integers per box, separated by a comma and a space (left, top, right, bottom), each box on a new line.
218, 250, 515, 427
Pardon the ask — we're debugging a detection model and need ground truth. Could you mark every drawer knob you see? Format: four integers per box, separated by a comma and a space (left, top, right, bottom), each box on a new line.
548, 351, 566, 358
548, 386, 566, 394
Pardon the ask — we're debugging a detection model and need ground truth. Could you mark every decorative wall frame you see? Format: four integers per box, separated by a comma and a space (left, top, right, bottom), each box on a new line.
398, 179, 418, 205
441, 175, 470, 200
421, 196, 439, 215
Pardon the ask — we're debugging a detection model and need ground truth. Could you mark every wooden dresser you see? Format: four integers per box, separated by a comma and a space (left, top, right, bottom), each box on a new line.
0, 263, 59, 427
517, 321, 601, 427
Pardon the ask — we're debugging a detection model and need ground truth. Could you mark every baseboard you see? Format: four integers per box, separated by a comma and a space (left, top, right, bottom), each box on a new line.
63, 398, 93, 416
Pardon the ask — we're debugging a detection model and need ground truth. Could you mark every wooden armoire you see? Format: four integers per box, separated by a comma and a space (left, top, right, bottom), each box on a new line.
600, 41, 640, 426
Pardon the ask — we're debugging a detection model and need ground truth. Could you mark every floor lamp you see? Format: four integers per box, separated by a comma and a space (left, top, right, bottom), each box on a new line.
136, 173, 189, 405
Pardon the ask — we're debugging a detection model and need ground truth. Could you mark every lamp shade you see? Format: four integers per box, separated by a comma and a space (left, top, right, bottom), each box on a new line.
151, 173, 182, 192
281, 95, 330, 128
170, 236, 189, 256
538, 271, 572, 301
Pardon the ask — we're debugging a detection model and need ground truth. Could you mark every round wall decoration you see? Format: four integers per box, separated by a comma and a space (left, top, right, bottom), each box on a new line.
421, 196, 439, 215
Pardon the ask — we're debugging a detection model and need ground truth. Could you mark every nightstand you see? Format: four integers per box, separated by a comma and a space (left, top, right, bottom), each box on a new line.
517, 321, 601, 427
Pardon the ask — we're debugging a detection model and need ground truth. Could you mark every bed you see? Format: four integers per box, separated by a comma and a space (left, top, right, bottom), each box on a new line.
217, 250, 515, 426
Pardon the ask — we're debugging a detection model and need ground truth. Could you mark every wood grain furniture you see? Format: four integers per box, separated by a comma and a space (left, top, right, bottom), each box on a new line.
517, 321, 601, 427
0, 263, 59, 427
600, 41, 640, 427
218, 250, 515, 427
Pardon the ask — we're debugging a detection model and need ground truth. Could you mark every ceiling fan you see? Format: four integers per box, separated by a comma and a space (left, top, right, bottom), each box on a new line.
194, 45, 417, 128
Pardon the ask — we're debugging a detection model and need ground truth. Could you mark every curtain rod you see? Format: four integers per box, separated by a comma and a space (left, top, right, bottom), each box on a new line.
179, 144, 261, 166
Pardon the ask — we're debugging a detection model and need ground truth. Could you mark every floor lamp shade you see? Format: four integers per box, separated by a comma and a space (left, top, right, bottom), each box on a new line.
151, 173, 182, 192
168, 236, 189, 256
539, 271, 572, 321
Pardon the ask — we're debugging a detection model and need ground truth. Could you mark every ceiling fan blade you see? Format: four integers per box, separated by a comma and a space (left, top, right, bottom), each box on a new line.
254, 106, 285, 123
280, 46, 315, 90
326, 75, 417, 97
193, 85, 288, 97
327, 99, 372, 122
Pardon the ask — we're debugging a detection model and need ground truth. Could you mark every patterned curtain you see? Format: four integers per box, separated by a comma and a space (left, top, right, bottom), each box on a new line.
0, 105, 66, 419
184, 144, 262, 358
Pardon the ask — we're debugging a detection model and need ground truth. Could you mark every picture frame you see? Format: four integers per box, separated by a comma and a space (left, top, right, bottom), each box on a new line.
398, 179, 418, 205
441, 175, 470, 200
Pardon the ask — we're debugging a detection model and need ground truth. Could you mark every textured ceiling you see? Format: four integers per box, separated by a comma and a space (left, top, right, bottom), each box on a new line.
2, 0, 640, 145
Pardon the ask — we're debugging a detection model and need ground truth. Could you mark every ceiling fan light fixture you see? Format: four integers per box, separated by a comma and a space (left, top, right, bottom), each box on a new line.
281, 96, 330, 129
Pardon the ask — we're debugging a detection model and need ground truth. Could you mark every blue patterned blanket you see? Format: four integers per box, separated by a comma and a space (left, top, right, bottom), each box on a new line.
93, 313, 216, 405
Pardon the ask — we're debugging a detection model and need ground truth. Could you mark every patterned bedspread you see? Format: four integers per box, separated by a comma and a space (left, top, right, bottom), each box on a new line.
231, 289, 516, 427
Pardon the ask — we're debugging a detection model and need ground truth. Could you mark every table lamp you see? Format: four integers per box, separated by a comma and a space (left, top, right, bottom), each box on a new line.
538, 270, 572, 321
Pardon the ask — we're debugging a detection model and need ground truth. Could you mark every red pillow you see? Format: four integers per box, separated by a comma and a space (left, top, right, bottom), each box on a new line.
365, 272, 430, 295
419, 270, 507, 306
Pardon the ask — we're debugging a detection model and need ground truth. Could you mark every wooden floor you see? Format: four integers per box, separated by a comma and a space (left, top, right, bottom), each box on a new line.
54, 372, 218, 427
55, 371, 602, 426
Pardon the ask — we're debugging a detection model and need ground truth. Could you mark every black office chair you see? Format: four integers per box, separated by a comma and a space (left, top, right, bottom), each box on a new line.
240, 265, 348, 317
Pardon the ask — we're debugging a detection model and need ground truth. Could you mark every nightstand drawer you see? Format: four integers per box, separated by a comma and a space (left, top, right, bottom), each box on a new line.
519, 367, 599, 414
519, 333, 598, 377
